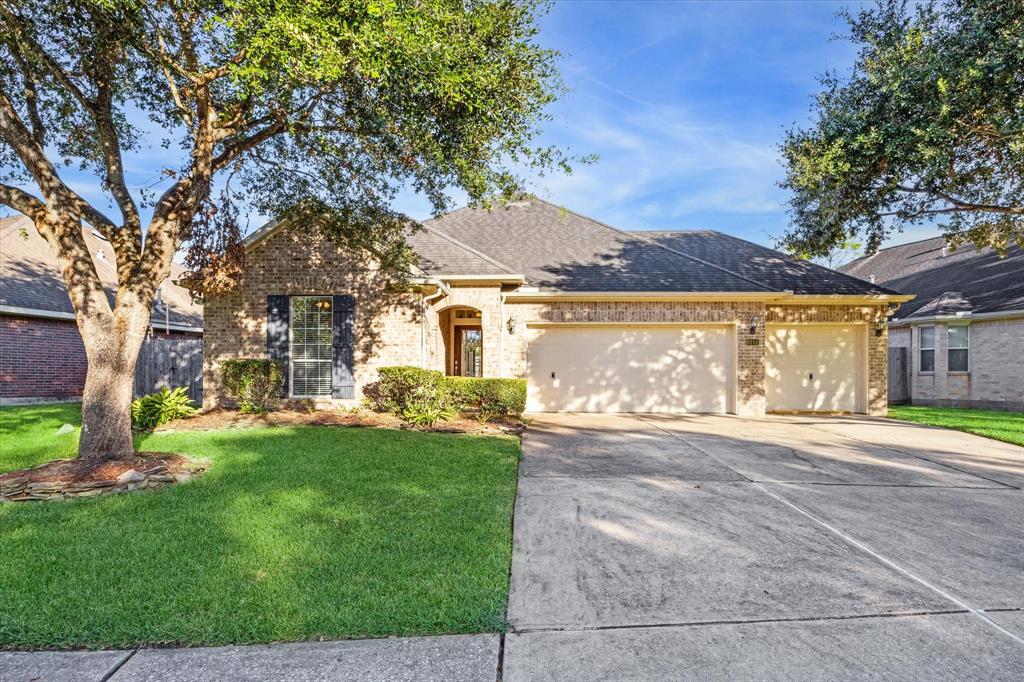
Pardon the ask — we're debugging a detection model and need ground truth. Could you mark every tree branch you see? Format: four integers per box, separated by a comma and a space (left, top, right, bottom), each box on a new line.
0, 2, 95, 112
894, 184, 1024, 215
0, 182, 46, 219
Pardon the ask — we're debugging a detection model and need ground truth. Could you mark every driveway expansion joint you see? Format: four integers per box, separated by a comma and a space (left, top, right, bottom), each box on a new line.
752, 481, 1024, 647
510, 609, 973, 635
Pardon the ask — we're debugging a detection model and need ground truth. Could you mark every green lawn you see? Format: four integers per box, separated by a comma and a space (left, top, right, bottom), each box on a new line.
888, 405, 1024, 447
0, 404, 520, 650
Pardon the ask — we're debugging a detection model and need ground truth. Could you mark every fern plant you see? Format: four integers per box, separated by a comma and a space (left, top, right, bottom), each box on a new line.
131, 387, 198, 431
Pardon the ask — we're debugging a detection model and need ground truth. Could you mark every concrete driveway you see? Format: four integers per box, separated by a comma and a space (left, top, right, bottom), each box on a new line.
505, 413, 1024, 681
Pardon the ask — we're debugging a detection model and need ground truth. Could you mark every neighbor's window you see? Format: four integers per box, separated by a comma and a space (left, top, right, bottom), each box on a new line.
291, 296, 333, 397
947, 325, 969, 372
919, 326, 935, 373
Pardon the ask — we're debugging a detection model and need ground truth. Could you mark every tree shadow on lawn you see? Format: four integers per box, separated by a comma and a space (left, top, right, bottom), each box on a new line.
0, 426, 519, 649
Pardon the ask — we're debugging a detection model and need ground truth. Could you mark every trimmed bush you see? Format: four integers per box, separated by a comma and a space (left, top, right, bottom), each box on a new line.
131, 387, 197, 431
363, 366, 449, 414
220, 359, 285, 413
446, 376, 527, 419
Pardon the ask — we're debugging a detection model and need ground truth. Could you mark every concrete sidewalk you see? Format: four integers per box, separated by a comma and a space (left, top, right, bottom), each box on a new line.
0, 634, 499, 682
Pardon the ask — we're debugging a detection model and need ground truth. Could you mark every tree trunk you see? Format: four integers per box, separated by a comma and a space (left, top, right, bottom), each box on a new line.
77, 306, 150, 463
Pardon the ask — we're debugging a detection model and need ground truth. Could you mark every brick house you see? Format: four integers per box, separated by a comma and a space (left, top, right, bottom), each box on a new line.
204, 198, 911, 416
0, 215, 203, 404
841, 237, 1024, 411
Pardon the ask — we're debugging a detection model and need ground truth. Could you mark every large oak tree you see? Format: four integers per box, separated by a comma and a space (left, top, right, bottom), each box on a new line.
780, 0, 1023, 257
0, 0, 570, 461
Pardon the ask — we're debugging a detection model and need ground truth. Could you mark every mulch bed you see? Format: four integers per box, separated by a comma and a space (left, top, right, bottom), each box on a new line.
1, 453, 207, 503
155, 407, 527, 436
1, 453, 191, 485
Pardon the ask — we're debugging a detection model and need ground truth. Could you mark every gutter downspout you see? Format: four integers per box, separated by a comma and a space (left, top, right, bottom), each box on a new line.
421, 279, 451, 369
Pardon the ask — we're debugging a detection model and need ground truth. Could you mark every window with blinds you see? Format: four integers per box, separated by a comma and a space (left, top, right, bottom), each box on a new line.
290, 296, 333, 397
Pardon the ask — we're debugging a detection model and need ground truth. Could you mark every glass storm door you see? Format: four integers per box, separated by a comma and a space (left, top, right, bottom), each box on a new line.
460, 328, 482, 377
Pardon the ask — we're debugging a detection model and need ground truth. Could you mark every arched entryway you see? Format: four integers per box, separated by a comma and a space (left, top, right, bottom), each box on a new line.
438, 306, 484, 377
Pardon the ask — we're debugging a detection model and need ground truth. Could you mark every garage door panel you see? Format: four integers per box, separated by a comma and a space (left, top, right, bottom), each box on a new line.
527, 327, 733, 413
766, 325, 863, 413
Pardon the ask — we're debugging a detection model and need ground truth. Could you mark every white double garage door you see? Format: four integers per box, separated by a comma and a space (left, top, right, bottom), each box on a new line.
526, 324, 867, 414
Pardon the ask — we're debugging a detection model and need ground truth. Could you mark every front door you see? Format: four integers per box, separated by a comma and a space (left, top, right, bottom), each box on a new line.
454, 327, 483, 377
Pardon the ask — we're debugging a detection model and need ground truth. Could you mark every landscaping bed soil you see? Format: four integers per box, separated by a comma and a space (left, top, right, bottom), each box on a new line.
157, 407, 526, 436
1, 453, 207, 502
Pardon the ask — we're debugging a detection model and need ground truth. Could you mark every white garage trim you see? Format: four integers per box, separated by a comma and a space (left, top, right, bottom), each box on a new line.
765, 322, 868, 413
525, 323, 737, 414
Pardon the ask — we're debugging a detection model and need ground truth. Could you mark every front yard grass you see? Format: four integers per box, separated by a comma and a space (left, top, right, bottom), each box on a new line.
888, 405, 1024, 447
0, 404, 520, 650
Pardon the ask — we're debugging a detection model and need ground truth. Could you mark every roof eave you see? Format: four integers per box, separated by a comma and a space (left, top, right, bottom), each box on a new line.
503, 290, 915, 304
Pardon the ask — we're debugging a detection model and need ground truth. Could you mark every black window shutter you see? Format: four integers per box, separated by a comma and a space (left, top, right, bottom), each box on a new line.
332, 295, 356, 399
266, 295, 290, 397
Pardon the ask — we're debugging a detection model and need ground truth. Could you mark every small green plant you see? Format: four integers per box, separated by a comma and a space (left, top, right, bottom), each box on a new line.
220, 359, 285, 414
299, 398, 316, 414
131, 387, 197, 431
401, 396, 456, 427
363, 366, 449, 414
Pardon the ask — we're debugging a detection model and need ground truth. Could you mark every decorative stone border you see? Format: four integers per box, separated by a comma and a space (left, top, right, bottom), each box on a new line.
0, 461, 207, 503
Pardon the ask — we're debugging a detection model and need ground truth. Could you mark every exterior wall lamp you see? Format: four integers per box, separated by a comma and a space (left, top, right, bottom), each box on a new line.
748, 315, 762, 336
506, 316, 517, 335
875, 317, 886, 337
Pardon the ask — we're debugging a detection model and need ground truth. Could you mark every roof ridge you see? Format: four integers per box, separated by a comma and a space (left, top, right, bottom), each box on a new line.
845, 234, 949, 265
526, 197, 778, 293
418, 223, 517, 274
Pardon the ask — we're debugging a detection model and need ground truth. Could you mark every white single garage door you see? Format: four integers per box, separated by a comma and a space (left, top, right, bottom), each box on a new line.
765, 324, 865, 413
526, 325, 734, 413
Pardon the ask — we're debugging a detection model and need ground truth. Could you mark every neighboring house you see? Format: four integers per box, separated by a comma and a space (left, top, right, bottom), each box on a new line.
1, 215, 203, 403
204, 198, 911, 416
841, 237, 1024, 411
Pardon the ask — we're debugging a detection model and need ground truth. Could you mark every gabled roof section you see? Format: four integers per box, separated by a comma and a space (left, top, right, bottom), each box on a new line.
637, 230, 900, 296
0, 215, 203, 329
242, 215, 517, 278
424, 198, 774, 293
840, 236, 1024, 317
908, 291, 973, 319
406, 224, 516, 276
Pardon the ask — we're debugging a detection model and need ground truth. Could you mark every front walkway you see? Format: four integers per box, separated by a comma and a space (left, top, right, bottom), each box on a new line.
5, 413, 1023, 681
504, 413, 1024, 680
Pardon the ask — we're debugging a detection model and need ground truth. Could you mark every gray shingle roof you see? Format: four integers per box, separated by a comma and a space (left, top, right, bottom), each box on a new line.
636, 231, 899, 296
839, 237, 1024, 318
424, 198, 895, 294
0, 215, 203, 329
424, 199, 772, 292
405, 224, 514, 276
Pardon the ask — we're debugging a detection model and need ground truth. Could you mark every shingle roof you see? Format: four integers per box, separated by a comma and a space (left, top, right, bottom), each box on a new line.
405, 224, 515, 276
839, 237, 1024, 318
0, 215, 203, 329
636, 230, 899, 296
424, 198, 895, 294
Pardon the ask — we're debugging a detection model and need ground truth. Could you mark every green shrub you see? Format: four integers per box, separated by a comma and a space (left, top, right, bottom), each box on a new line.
131, 387, 198, 431
220, 359, 285, 414
446, 376, 526, 419
363, 366, 448, 414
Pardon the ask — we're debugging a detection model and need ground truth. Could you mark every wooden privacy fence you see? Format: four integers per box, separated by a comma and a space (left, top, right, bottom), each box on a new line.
888, 346, 909, 405
134, 336, 203, 403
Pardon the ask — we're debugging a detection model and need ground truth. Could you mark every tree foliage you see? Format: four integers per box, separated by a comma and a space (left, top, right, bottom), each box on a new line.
780, 0, 1024, 257
0, 0, 571, 459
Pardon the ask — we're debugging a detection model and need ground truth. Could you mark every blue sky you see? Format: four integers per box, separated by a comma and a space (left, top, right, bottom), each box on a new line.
6, 1, 941, 252
399, 0, 938, 249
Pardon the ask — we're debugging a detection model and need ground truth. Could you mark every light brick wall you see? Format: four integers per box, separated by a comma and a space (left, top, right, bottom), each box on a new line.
205, 231, 891, 416
203, 226, 439, 408
904, 317, 1024, 410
